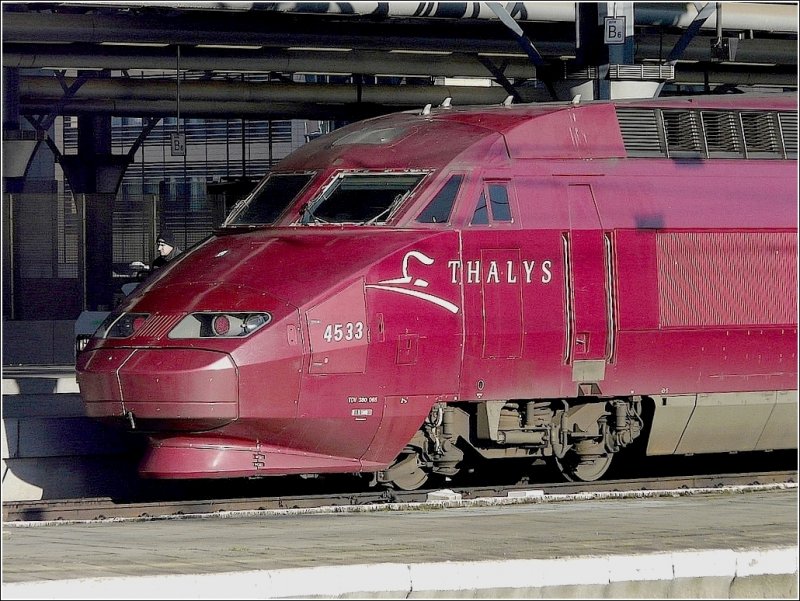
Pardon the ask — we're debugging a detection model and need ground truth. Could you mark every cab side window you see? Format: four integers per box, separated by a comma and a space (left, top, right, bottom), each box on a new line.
416, 174, 464, 224
472, 191, 489, 225
471, 181, 513, 225
488, 183, 512, 221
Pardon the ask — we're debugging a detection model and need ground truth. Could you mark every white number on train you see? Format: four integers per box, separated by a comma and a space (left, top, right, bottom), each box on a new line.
323, 321, 364, 343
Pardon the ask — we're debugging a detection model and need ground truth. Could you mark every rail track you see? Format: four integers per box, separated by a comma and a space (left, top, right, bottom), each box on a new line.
4, 469, 796, 523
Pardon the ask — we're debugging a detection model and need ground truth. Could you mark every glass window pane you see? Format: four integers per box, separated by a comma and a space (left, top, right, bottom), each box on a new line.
416, 174, 463, 224
471, 192, 489, 225
488, 184, 512, 221
226, 173, 314, 226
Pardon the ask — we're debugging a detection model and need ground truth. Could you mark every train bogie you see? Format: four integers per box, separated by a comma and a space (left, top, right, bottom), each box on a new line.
76, 93, 798, 487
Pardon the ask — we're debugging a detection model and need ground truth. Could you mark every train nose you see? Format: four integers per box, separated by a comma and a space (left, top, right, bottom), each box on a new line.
78, 348, 238, 430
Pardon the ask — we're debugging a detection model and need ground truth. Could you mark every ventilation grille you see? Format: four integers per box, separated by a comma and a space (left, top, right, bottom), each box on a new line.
778, 112, 798, 157
615, 108, 663, 156
702, 111, 742, 155
657, 231, 797, 327
741, 112, 781, 156
607, 64, 675, 80
663, 110, 704, 155
617, 108, 797, 160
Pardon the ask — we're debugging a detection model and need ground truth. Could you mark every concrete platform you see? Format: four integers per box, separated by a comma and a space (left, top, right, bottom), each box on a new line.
2, 365, 79, 395
2, 487, 798, 598
2, 365, 143, 501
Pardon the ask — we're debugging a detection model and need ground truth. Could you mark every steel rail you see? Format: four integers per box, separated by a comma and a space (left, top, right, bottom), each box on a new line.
4, 470, 796, 524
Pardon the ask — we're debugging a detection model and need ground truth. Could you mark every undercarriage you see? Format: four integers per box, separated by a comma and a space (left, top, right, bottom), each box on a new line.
377, 397, 645, 489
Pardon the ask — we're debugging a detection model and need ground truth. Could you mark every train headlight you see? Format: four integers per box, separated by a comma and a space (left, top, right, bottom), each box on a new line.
242, 313, 270, 333
212, 315, 231, 336
98, 312, 151, 339
169, 312, 272, 339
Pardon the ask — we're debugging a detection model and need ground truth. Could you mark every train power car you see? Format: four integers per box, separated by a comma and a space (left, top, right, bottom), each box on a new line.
76, 93, 798, 489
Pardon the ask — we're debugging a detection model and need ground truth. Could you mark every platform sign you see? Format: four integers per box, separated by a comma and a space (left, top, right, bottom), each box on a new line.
170, 132, 186, 156
604, 16, 626, 45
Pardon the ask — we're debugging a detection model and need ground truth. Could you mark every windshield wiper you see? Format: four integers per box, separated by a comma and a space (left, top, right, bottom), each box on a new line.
364, 192, 407, 225
299, 202, 314, 225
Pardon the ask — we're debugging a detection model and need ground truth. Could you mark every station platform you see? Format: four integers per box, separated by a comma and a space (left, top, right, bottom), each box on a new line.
1, 365, 79, 395
2, 365, 143, 502
3, 486, 798, 599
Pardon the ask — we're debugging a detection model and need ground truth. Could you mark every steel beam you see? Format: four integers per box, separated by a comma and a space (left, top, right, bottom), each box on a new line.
3, 45, 543, 79
19, 76, 545, 119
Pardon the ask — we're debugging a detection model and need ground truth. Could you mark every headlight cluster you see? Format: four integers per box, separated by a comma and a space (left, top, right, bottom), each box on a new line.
92, 311, 272, 341
97, 312, 150, 339
169, 312, 272, 339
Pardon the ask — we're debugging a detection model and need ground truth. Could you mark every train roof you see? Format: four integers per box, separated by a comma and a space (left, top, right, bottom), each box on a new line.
277, 92, 798, 169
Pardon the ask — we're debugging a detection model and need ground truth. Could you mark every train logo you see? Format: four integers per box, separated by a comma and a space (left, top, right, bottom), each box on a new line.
365, 250, 460, 314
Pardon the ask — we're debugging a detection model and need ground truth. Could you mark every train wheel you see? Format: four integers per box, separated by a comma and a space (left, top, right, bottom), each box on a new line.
553, 442, 614, 482
384, 452, 429, 490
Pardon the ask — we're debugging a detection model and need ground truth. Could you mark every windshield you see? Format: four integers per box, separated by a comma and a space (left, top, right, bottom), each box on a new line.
224, 172, 315, 226
300, 172, 427, 225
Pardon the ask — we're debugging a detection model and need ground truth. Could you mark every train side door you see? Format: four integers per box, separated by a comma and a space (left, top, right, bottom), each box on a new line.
458, 177, 527, 400
300, 278, 384, 464
565, 183, 609, 392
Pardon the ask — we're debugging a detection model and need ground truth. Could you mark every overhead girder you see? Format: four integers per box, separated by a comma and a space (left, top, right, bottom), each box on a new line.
3, 3, 797, 123
20, 77, 526, 104
269, 1, 800, 32
51, 2, 582, 22
4, 45, 541, 79
18, 77, 544, 119
4, 34, 795, 74
634, 2, 797, 33
4, 3, 797, 37
18, 99, 404, 121
18, 64, 795, 121
0, 10, 575, 51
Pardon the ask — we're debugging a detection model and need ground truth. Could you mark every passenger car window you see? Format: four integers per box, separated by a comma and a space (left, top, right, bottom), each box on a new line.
470, 182, 513, 225
225, 172, 314, 226
302, 172, 426, 224
416, 174, 463, 224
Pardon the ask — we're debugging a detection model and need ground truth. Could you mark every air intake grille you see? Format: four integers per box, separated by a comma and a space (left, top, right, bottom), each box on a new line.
616, 107, 797, 160
616, 108, 663, 156
701, 111, 742, 155
663, 110, 704, 155
741, 112, 781, 156
778, 112, 798, 157
657, 231, 797, 327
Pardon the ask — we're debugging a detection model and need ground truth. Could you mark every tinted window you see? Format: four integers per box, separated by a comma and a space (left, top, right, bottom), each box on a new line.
471, 182, 512, 225
471, 192, 489, 225
416, 174, 463, 224
488, 184, 512, 221
225, 173, 314, 226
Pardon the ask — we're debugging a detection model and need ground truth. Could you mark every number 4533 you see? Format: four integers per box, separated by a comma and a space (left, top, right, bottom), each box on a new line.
322, 321, 364, 343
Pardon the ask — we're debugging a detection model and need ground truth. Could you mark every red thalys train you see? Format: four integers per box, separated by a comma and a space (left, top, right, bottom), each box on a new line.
76, 93, 798, 488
